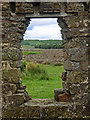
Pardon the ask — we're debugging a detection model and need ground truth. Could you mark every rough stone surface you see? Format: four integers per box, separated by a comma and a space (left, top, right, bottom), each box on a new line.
61, 72, 67, 81
58, 93, 69, 102
54, 89, 65, 102
1, 1, 89, 119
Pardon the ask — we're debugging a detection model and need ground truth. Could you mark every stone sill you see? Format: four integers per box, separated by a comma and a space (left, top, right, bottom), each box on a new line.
21, 99, 70, 107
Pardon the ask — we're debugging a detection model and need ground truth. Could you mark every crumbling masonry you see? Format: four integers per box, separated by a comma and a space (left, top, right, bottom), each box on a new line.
1, 2, 90, 119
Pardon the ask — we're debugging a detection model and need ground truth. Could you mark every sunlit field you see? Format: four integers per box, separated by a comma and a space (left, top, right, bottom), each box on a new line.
21, 61, 64, 99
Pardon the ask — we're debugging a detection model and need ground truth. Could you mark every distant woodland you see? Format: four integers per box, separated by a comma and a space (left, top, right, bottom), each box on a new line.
22, 40, 64, 49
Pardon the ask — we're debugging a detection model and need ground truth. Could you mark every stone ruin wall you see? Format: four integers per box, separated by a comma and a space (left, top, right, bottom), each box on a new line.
1, 2, 90, 119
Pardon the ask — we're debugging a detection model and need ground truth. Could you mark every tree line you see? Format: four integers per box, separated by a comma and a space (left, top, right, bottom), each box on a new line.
22, 40, 64, 49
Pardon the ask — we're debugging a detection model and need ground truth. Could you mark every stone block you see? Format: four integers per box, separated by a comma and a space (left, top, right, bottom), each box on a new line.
8, 32, 23, 40
21, 105, 40, 118
66, 28, 90, 38
80, 61, 88, 71
16, 89, 25, 93
2, 11, 9, 17
62, 81, 68, 90
24, 90, 32, 101
10, 41, 22, 49
80, 83, 88, 94
10, 16, 26, 22
67, 71, 88, 84
43, 104, 69, 118
69, 84, 80, 95
64, 51, 67, 60
2, 47, 22, 61
9, 60, 22, 68
20, 85, 27, 90
64, 16, 83, 28
16, 89, 32, 102
68, 48, 87, 62
6, 93, 25, 106
61, 72, 67, 81
2, 83, 16, 94
16, 3, 33, 13
2, 3, 10, 11
2, 61, 11, 70
64, 60, 80, 71
58, 93, 69, 102
69, 37, 87, 48
2, 106, 23, 118
2, 43, 10, 48
40, 3, 60, 14
54, 88, 64, 102
2, 68, 20, 83
66, 3, 84, 12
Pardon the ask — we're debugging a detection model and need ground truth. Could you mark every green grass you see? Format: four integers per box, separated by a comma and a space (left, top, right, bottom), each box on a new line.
21, 63, 64, 99
23, 51, 43, 55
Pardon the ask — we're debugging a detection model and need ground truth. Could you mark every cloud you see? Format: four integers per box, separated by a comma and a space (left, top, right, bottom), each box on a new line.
24, 18, 62, 40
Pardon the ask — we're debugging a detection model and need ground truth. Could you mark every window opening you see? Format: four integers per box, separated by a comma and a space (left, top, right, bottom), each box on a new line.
21, 18, 65, 99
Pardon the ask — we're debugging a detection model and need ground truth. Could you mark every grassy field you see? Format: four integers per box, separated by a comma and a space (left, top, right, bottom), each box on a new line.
21, 62, 64, 99
23, 51, 43, 55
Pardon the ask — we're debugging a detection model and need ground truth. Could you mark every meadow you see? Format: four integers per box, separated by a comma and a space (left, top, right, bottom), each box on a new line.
21, 40, 64, 99
21, 61, 64, 99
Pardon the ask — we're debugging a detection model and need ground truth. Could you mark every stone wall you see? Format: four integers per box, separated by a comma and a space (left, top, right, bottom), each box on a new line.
1, 2, 90, 119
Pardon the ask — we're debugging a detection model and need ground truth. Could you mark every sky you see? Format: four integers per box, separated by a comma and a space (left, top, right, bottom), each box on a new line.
23, 18, 62, 40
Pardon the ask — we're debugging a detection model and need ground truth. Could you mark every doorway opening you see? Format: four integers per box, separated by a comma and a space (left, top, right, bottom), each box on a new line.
21, 18, 65, 99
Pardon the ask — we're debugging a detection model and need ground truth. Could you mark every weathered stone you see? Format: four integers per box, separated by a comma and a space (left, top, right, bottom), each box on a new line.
43, 104, 69, 118
9, 60, 22, 68
66, 28, 90, 38
66, 3, 84, 12
2, 47, 22, 61
64, 60, 80, 71
62, 81, 68, 90
2, 11, 9, 17
67, 71, 88, 84
63, 51, 67, 60
69, 84, 80, 95
16, 3, 33, 13
2, 43, 10, 48
1, 2, 89, 119
6, 93, 25, 106
40, 3, 60, 14
10, 16, 26, 22
54, 88, 64, 102
69, 37, 87, 48
21, 105, 40, 118
24, 90, 32, 102
2, 83, 16, 95
68, 48, 87, 62
2, 68, 20, 83
64, 15, 83, 28
2, 106, 23, 118
2, 3, 9, 11
2, 61, 11, 70
80, 61, 88, 71
58, 93, 69, 102
8, 32, 23, 40
61, 72, 67, 81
